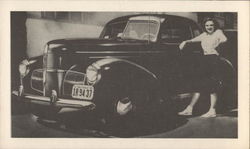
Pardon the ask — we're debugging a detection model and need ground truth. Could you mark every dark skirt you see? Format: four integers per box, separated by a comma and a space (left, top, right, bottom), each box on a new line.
197, 54, 221, 93
179, 54, 221, 94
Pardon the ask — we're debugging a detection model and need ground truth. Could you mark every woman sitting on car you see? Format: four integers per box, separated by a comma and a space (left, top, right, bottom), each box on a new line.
178, 17, 227, 117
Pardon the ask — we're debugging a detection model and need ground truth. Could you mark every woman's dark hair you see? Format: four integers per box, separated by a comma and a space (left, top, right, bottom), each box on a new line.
202, 17, 220, 33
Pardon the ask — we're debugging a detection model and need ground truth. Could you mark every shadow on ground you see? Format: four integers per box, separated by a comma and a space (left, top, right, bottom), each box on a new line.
36, 110, 188, 138
11, 93, 237, 138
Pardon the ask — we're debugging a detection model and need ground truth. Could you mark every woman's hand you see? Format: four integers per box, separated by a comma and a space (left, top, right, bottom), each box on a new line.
179, 41, 187, 50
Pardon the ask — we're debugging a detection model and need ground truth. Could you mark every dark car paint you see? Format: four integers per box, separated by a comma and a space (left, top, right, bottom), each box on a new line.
41, 38, 221, 104
17, 14, 236, 120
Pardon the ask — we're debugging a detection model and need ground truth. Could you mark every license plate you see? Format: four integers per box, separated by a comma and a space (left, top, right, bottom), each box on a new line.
72, 85, 94, 100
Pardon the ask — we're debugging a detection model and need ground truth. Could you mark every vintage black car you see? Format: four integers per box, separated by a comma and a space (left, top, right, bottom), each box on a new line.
12, 14, 236, 125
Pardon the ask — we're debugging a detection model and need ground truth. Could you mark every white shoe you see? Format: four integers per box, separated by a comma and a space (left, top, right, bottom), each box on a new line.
178, 106, 193, 116
201, 109, 216, 117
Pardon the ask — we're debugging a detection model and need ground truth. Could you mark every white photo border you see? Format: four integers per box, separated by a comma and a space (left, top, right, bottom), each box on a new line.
0, 1, 249, 149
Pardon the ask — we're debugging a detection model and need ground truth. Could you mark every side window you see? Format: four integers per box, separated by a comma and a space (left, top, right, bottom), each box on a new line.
190, 21, 201, 37
102, 21, 127, 39
193, 29, 200, 37
160, 18, 192, 43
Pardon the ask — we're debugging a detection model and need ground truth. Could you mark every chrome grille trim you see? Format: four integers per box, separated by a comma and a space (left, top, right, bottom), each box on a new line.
12, 91, 95, 109
62, 69, 86, 96
31, 69, 44, 94
43, 44, 49, 96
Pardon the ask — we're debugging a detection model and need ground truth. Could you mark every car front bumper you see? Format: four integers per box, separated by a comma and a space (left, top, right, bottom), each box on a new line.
12, 90, 96, 110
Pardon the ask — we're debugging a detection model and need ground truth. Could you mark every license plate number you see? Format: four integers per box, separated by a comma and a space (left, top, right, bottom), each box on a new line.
72, 85, 94, 100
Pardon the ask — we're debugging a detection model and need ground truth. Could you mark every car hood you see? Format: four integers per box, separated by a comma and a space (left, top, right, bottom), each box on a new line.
49, 38, 148, 47
47, 38, 177, 52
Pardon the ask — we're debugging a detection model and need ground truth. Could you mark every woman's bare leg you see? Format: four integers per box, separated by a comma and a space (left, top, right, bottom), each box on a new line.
189, 92, 201, 107
178, 92, 200, 115
209, 93, 217, 110
201, 93, 217, 117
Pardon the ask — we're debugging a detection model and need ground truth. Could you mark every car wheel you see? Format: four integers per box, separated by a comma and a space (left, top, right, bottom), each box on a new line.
103, 87, 158, 136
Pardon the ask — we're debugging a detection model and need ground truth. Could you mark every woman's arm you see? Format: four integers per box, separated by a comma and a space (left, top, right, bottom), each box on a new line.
189, 32, 204, 42
214, 29, 228, 52
216, 29, 228, 43
179, 33, 204, 50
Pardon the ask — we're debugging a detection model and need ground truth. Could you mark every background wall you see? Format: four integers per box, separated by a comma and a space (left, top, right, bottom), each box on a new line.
26, 18, 103, 57
11, 12, 27, 89
25, 12, 198, 57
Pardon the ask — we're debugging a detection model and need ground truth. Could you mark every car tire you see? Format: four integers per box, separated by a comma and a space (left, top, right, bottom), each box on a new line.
103, 87, 160, 136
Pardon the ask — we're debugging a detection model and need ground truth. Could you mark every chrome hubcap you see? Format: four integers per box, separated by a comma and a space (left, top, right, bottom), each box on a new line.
116, 97, 133, 115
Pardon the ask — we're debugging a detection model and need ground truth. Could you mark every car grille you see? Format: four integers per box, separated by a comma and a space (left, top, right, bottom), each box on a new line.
31, 69, 43, 93
63, 70, 86, 96
31, 68, 68, 96
32, 49, 87, 97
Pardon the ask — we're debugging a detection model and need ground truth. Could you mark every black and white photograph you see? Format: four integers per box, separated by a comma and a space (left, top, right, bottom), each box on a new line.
11, 11, 238, 138
0, 1, 249, 149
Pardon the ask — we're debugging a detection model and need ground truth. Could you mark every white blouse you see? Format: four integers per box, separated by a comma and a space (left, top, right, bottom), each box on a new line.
191, 29, 227, 55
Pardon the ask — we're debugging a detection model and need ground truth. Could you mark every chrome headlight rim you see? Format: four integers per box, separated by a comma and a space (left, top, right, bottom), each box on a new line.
19, 59, 30, 78
19, 59, 38, 78
86, 64, 101, 84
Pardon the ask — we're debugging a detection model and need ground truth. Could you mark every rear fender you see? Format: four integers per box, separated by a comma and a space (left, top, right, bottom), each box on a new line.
217, 57, 237, 110
217, 57, 236, 83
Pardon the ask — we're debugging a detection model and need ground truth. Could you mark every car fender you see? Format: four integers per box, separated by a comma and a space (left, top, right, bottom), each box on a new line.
94, 58, 157, 78
90, 58, 163, 117
216, 57, 237, 111
88, 58, 161, 109
92, 58, 159, 88
217, 57, 236, 82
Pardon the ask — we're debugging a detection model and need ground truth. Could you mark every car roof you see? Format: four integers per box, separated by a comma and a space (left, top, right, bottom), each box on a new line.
128, 16, 165, 23
106, 13, 193, 25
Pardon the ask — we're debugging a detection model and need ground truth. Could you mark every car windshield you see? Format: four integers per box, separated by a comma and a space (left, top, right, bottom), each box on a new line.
122, 20, 160, 42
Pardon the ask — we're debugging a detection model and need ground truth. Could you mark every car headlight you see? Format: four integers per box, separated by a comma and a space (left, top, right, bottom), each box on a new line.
86, 65, 101, 84
19, 59, 30, 77
19, 59, 37, 78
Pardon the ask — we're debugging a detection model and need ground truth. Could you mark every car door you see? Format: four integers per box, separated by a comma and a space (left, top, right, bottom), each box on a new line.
158, 17, 205, 94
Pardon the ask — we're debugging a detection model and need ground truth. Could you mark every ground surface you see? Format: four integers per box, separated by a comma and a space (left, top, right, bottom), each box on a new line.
11, 96, 237, 138
12, 112, 237, 138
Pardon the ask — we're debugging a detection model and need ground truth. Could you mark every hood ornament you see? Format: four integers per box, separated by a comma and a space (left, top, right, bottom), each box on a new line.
50, 90, 58, 105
